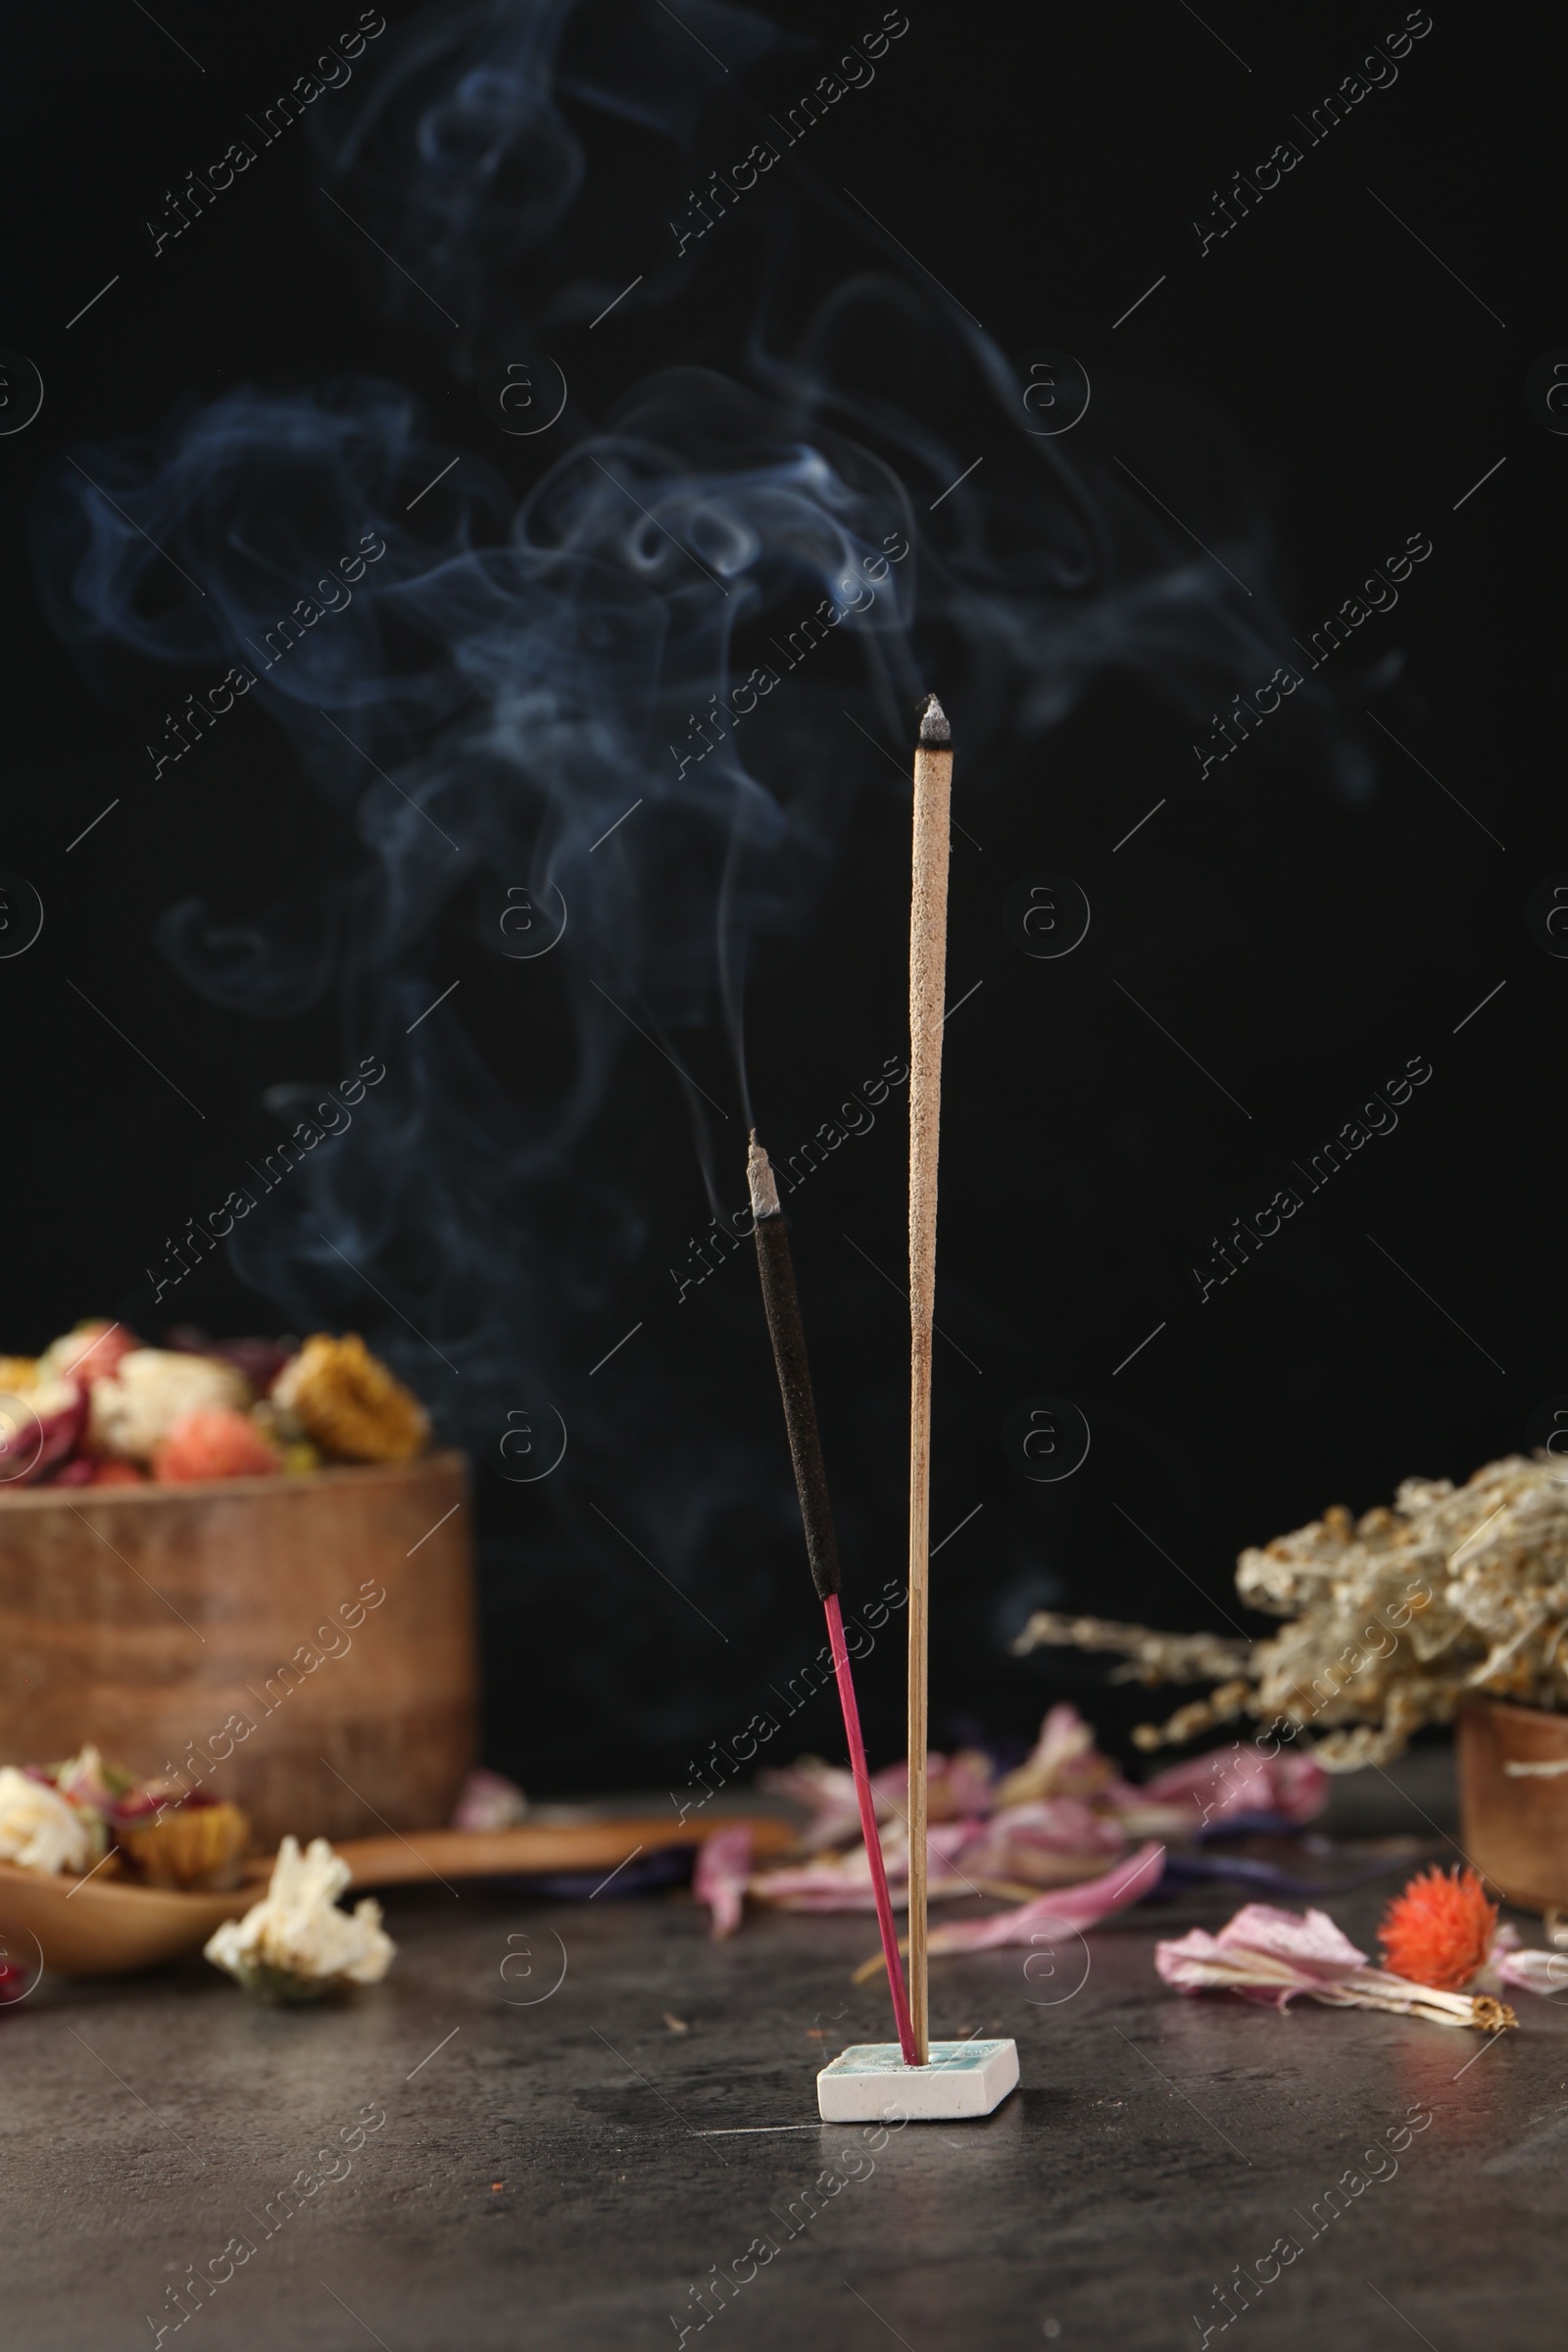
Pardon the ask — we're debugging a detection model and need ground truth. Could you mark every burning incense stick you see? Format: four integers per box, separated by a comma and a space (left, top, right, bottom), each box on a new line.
748, 1133, 917, 2066
906, 690, 953, 2066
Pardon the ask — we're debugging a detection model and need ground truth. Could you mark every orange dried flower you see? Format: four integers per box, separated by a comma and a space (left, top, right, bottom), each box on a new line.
153, 1407, 280, 1483
1379, 1865, 1497, 1991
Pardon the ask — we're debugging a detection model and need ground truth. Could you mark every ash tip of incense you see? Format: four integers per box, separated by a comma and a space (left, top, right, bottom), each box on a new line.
916, 692, 951, 746
746, 1132, 782, 1219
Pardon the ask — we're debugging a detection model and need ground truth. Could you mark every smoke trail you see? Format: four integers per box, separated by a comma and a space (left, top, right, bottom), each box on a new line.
37, 0, 1374, 1776
309, 0, 787, 367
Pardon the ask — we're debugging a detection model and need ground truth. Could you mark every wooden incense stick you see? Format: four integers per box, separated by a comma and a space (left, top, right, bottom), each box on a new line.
748, 1133, 918, 2065
906, 690, 952, 2067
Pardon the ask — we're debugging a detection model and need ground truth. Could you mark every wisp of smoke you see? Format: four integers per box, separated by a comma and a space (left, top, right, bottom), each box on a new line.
36, 0, 1374, 1770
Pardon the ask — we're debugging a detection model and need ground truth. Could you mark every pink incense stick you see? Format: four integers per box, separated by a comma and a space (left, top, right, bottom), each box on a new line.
823, 1592, 917, 2061
748, 1132, 917, 2065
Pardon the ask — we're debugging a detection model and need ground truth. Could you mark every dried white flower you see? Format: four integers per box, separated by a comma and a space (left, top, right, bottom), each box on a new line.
204, 1835, 395, 2002
1236, 1454, 1568, 1764
1015, 1453, 1568, 1768
1012, 1612, 1251, 1687
0, 1766, 92, 1876
90, 1348, 249, 1463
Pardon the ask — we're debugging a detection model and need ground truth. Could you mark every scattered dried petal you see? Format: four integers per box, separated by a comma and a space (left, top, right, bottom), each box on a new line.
1141, 1743, 1329, 1830
1489, 1926, 1568, 1998
926, 1840, 1166, 1955
1156, 1900, 1515, 2032
451, 1768, 528, 1832
694, 1825, 753, 1939
993, 1702, 1126, 1809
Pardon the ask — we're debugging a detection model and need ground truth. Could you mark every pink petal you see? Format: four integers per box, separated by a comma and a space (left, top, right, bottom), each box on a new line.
994, 1703, 1123, 1808
694, 1825, 753, 1939
866, 1752, 999, 1822
1156, 1903, 1385, 2011
1212, 1902, 1366, 1974
750, 1844, 884, 1912
1154, 1926, 1242, 1989
1270, 1751, 1331, 1826
451, 1768, 527, 1832
1141, 1742, 1328, 1828
989, 1796, 1129, 1852
1493, 1943, 1568, 1997
926, 1840, 1166, 1954
1109, 1796, 1205, 1840
757, 1759, 861, 1851
1153, 1926, 1312, 2003
956, 1800, 1129, 1886
1034, 1702, 1097, 1774
931, 1750, 1000, 1818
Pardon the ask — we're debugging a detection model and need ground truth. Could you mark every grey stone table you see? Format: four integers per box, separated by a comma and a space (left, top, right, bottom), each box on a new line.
2, 1763, 1563, 2350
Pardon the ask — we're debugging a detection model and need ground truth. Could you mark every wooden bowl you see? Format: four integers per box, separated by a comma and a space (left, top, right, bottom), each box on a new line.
1458, 1696, 1568, 1911
0, 1453, 475, 1848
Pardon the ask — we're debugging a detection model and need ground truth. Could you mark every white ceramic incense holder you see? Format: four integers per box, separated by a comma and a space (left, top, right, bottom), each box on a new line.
816, 2037, 1020, 2121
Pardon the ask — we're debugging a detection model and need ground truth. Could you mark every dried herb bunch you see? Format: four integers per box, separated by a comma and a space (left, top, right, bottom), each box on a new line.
1014, 1453, 1568, 1769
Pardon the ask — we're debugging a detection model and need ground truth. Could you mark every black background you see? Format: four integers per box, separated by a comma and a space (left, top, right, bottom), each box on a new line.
1, 0, 1559, 1797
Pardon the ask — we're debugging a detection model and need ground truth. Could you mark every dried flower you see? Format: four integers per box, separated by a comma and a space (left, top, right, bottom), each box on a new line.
1156, 1901, 1514, 2033
1013, 1452, 1568, 1767
204, 1836, 394, 2002
0, 1766, 93, 1876
1379, 1866, 1497, 1991
272, 1334, 429, 1464
166, 1328, 289, 1394
91, 1348, 249, 1464
0, 1373, 88, 1486
115, 1796, 251, 1889
152, 1407, 280, 1483
35, 1320, 139, 1389
49, 1742, 135, 1818
1012, 1612, 1252, 1689
3, 1744, 256, 1890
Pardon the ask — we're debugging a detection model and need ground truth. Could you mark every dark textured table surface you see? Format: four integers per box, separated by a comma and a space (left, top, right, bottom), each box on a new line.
3, 1756, 1563, 2351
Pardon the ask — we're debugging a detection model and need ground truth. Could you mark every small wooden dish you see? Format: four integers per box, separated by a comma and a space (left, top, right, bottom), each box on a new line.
0, 1812, 799, 1980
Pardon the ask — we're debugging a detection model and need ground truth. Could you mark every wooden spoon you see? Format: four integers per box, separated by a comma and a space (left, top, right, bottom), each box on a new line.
0, 1811, 797, 1981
